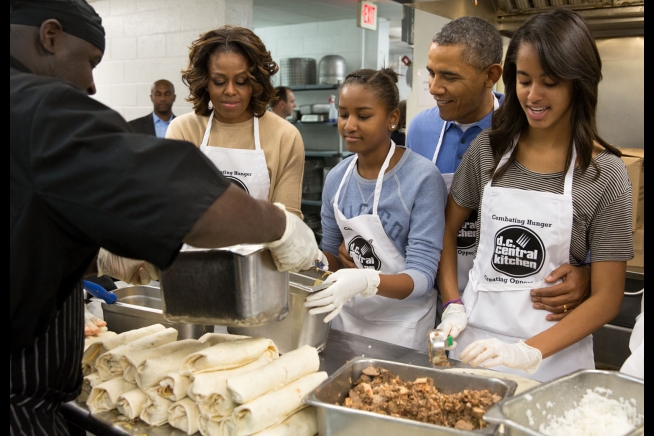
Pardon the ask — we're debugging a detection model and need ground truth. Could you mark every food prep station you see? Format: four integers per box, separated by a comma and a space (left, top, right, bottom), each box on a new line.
63, 328, 463, 435
68, 249, 644, 435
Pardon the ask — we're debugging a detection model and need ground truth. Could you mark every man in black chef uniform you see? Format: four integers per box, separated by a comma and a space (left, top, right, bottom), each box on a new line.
10, 1, 325, 434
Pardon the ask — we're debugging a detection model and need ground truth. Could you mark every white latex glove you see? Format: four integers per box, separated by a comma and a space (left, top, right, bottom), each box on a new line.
84, 304, 107, 336
96, 248, 160, 285
264, 203, 325, 273
459, 338, 543, 374
304, 268, 380, 323
437, 303, 467, 339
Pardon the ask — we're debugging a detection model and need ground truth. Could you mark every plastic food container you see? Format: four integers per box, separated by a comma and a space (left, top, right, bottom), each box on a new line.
305, 357, 517, 436
483, 369, 644, 436
228, 267, 332, 353
159, 245, 289, 326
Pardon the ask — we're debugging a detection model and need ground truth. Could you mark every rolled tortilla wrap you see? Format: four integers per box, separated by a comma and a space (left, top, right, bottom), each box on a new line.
116, 388, 148, 420
82, 324, 165, 376
87, 376, 136, 414
121, 339, 205, 383
199, 332, 251, 346
227, 345, 320, 404
82, 331, 117, 375
188, 354, 276, 418
95, 327, 178, 381
253, 407, 318, 436
77, 372, 103, 403
168, 397, 201, 435
180, 338, 278, 376
230, 372, 327, 435
135, 341, 209, 390
159, 372, 191, 402
199, 414, 229, 436
140, 387, 173, 426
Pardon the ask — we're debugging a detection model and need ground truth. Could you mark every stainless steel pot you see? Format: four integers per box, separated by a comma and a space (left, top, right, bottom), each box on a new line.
280, 58, 317, 86
318, 55, 347, 85
228, 268, 331, 353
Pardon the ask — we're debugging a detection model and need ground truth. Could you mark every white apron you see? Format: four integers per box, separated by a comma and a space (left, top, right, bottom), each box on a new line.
449, 141, 594, 382
330, 142, 437, 352
199, 110, 271, 200
433, 95, 499, 294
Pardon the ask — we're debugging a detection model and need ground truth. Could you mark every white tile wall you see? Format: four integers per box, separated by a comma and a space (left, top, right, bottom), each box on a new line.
89, 0, 252, 121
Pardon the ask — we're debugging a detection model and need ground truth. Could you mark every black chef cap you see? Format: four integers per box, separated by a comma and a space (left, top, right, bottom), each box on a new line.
10, 0, 106, 52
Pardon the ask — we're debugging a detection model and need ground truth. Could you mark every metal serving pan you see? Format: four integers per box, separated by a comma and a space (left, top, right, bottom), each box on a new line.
483, 369, 644, 436
304, 357, 517, 436
159, 245, 289, 326
228, 267, 332, 353
101, 285, 209, 339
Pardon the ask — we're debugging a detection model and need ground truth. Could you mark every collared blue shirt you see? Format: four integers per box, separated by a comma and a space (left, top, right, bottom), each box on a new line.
406, 92, 504, 175
152, 112, 173, 138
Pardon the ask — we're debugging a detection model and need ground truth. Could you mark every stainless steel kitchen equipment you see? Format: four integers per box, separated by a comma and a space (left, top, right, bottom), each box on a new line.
305, 356, 518, 436
101, 285, 209, 339
318, 55, 347, 85
280, 58, 316, 86
159, 245, 289, 326
228, 267, 332, 354
301, 114, 327, 123
484, 369, 644, 436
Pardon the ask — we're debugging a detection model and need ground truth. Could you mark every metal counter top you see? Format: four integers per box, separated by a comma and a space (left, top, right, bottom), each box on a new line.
62, 329, 458, 435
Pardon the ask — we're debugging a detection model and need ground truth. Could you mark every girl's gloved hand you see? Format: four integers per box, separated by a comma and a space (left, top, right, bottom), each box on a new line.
304, 268, 380, 323
459, 338, 542, 374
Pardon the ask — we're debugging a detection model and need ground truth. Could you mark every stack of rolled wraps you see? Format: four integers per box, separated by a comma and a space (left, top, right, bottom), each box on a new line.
191, 344, 326, 436
78, 327, 324, 435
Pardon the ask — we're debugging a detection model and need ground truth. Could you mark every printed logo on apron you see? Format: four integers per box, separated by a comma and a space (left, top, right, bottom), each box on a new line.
348, 235, 382, 270
199, 110, 271, 201
492, 225, 545, 278
224, 176, 250, 194
458, 209, 477, 251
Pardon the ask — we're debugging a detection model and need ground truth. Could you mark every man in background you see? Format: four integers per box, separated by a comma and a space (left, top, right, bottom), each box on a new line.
128, 79, 176, 137
270, 85, 296, 119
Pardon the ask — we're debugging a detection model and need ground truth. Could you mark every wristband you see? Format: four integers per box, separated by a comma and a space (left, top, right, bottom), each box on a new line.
442, 298, 463, 311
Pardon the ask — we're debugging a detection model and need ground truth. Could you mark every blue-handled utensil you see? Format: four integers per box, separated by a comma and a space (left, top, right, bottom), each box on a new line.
83, 280, 117, 304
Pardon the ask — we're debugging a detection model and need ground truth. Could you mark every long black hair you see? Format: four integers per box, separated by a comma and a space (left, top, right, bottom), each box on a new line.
489, 8, 621, 180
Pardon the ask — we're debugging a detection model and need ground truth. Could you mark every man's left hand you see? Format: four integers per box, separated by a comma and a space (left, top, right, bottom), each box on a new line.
531, 264, 591, 321
337, 241, 357, 268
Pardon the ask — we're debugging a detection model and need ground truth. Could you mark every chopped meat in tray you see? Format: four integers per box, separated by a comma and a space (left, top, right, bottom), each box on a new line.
342, 366, 502, 431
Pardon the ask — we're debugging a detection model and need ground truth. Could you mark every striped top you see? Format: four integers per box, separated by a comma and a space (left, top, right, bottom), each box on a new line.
451, 130, 633, 265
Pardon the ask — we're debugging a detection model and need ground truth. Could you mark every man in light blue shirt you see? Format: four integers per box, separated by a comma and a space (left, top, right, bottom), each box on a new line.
128, 79, 176, 137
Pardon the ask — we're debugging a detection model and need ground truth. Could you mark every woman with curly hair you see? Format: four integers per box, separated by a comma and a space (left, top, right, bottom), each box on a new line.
167, 25, 305, 217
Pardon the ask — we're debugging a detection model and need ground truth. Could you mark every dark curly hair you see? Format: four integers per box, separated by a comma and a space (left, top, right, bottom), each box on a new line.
181, 25, 279, 117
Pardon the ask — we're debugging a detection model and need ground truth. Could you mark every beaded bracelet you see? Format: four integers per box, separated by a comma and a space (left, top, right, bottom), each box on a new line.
442, 298, 463, 311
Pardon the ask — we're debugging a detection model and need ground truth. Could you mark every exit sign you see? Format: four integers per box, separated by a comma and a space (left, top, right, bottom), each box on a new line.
357, 0, 377, 31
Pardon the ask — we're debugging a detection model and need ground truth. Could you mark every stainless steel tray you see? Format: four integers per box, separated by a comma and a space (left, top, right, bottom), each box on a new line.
484, 369, 644, 436
101, 285, 209, 339
228, 267, 332, 353
159, 247, 289, 326
304, 357, 517, 436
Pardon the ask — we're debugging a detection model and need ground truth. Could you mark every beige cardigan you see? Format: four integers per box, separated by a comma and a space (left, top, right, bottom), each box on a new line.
167, 110, 305, 218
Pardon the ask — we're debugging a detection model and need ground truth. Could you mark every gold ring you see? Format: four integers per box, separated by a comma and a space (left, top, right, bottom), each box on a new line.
563, 304, 568, 313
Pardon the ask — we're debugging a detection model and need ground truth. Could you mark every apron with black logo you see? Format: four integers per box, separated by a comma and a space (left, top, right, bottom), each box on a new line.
432, 95, 499, 294
449, 141, 594, 381
330, 142, 437, 352
199, 111, 270, 200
